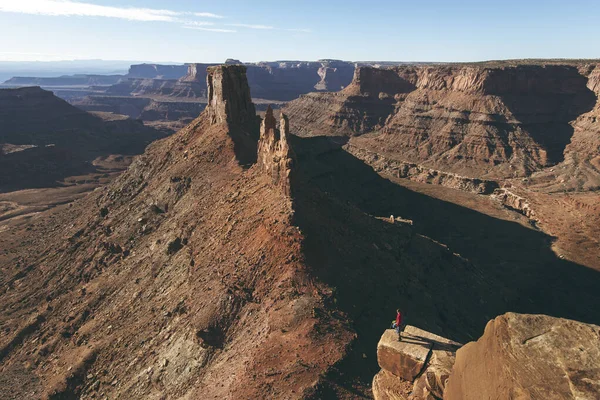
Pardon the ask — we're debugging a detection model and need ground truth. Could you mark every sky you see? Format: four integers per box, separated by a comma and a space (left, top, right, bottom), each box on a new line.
0, 0, 599, 63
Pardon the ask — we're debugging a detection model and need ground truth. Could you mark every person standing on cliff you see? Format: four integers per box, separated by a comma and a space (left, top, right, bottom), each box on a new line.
392, 309, 404, 341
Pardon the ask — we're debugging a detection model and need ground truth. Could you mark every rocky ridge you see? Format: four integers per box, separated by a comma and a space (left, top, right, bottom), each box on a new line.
283, 63, 600, 270
345, 143, 499, 194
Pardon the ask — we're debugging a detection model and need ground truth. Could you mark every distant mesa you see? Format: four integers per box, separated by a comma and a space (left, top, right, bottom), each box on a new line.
225, 58, 243, 65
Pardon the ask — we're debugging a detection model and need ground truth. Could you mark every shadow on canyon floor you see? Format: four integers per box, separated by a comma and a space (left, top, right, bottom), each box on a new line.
290, 135, 600, 385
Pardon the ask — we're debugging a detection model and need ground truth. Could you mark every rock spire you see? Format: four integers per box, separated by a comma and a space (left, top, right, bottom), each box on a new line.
205, 65, 256, 126
257, 106, 295, 196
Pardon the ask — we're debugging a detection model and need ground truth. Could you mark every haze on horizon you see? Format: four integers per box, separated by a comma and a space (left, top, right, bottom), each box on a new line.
0, 0, 599, 63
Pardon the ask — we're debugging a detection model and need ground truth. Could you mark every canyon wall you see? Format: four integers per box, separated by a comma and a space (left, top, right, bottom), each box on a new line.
285, 64, 598, 181
0, 87, 161, 153
0, 86, 164, 190
527, 64, 600, 191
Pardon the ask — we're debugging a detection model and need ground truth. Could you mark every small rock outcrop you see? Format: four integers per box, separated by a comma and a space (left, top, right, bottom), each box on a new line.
445, 313, 600, 400
205, 65, 256, 126
491, 188, 536, 219
374, 327, 461, 400
257, 106, 295, 196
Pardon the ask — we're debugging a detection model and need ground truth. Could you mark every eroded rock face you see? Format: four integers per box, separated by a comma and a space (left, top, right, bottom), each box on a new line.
491, 188, 536, 219
0, 87, 164, 190
346, 66, 417, 96
314, 60, 357, 91
285, 64, 597, 180
445, 313, 600, 400
257, 106, 295, 196
0, 60, 356, 400
206, 65, 256, 126
528, 64, 600, 191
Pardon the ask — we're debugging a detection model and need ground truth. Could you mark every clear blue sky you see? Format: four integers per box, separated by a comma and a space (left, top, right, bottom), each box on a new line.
0, 0, 599, 63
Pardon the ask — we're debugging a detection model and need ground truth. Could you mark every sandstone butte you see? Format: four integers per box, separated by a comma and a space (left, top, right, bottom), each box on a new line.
1, 64, 600, 399
374, 314, 600, 400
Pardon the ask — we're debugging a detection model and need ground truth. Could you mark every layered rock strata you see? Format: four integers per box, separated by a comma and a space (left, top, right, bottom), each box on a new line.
528, 64, 600, 191
491, 188, 536, 219
0, 64, 353, 399
345, 143, 499, 194
375, 314, 600, 399
285, 64, 597, 181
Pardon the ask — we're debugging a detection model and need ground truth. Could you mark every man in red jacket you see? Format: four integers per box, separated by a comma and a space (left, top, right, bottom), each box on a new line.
394, 309, 404, 341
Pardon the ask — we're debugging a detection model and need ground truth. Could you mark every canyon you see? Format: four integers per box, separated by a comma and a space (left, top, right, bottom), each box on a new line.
0, 60, 599, 399
285, 61, 600, 270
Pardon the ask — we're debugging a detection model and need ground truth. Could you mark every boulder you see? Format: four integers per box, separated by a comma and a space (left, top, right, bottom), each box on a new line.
444, 313, 600, 400
374, 327, 461, 400
372, 369, 411, 400
377, 328, 432, 381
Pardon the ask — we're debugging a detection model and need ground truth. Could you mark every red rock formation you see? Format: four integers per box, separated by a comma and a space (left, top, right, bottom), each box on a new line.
445, 313, 600, 400
284, 67, 411, 137
528, 64, 600, 191
0, 64, 355, 399
206, 65, 256, 126
257, 106, 295, 196
345, 143, 500, 194
373, 314, 600, 400
285, 64, 597, 180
